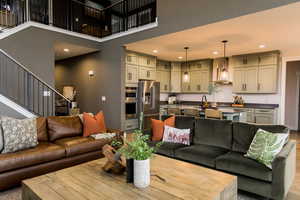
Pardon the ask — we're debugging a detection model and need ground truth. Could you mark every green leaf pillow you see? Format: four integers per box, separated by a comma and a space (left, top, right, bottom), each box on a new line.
245, 129, 288, 169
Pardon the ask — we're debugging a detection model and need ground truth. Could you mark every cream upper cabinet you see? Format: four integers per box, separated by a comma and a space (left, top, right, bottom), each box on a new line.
170, 71, 181, 92
126, 64, 139, 84
232, 51, 279, 94
233, 67, 258, 93
258, 65, 277, 93
170, 62, 181, 93
139, 55, 156, 68
190, 71, 201, 92
200, 70, 210, 93
126, 53, 138, 65
139, 66, 156, 80
259, 52, 278, 65
156, 70, 170, 93
233, 55, 259, 67
233, 68, 245, 93
244, 67, 258, 93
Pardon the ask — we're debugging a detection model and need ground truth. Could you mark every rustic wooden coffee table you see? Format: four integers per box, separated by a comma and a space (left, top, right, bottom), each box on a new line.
22, 155, 237, 200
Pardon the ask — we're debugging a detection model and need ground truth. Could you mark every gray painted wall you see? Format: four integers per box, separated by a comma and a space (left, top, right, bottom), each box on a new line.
0, 27, 101, 87
55, 50, 122, 128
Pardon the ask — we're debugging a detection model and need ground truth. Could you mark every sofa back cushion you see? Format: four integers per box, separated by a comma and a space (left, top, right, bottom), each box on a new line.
193, 119, 233, 150
47, 116, 83, 141
232, 122, 289, 153
36, 117, 48, 142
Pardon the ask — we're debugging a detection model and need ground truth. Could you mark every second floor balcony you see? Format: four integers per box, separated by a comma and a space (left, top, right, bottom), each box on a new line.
0, 0, 157, 39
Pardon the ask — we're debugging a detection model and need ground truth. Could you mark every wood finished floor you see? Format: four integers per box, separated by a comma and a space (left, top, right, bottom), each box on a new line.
286, 132, 300, 200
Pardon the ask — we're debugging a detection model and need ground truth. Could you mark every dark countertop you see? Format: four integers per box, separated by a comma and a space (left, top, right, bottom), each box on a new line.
160, 101, 279, 109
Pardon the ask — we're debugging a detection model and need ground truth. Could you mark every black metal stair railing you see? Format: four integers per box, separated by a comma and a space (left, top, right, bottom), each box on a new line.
0, 49, 71, 117
0, 0, 157, 38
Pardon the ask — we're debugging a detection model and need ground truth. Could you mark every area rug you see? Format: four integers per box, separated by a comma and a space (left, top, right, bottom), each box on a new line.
0, 187, 267, 200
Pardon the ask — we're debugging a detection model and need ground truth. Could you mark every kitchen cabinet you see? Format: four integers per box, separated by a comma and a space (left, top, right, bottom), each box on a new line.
170, 71, 181, 93
233, 51, 279, 94
139, 55, 156, 68
126, 64, 139, 84
233, 67, 258, 93
258, 65, 277, 93
255, 109, 276, 124
156, 70, 170, 92
156, 60, 171, 92
139, 66, 156, 80
126, 53, 138, 65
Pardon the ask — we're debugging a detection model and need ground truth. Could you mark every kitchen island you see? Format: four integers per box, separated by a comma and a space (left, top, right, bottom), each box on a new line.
160, 104, 247, 122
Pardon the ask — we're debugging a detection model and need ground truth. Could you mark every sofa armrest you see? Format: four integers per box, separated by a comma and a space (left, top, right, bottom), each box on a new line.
271, 140, 296, 200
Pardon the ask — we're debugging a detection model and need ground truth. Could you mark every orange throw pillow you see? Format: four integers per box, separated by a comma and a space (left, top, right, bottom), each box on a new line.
151, 116, 175, 141
83, 111, 107, 137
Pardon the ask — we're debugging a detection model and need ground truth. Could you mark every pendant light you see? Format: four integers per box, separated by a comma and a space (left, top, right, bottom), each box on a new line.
220, 40, 229, 82
183, 47, 189, 82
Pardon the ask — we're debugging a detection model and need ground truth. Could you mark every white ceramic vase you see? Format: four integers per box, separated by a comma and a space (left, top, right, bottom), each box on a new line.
133, 159, 150, 188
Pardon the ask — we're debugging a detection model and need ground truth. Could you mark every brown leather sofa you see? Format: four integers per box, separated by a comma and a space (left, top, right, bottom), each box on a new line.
0, 116, 121, 191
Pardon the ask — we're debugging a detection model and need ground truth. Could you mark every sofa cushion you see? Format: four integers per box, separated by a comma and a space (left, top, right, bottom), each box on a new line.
193, 119, 233, 150
149, 141, 187, 157
54, 136, 110, 157
0, 142, 65, 173
216, 151, 272, 182
232, 122, 289, 153
47, 116, 83, 141
1, 117, 38, 154
174, 144, 228, 168
36, 117, 48, 142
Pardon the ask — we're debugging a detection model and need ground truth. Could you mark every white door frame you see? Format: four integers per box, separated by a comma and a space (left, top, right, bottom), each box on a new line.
280, 56, 300, 126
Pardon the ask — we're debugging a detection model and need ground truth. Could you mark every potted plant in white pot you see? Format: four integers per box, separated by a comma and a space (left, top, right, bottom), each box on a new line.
119, 130, 161, 188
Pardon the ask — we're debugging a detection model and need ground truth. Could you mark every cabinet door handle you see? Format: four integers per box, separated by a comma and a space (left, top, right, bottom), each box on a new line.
197, 85, 201, 91
147, 71, 150, 78
245, 84, 247, 91
164, 85, 168, 90
128, 73, 132, 80
188, 85, 191, 91
147, 59, 150, 65
258, 83, 261, 91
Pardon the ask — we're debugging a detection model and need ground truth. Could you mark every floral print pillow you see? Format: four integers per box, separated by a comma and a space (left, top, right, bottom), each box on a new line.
162, 125, 191, 145
1, 117, 38, 154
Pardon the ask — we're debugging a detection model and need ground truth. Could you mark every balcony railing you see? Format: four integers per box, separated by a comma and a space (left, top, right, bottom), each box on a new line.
0, 0, 157, 38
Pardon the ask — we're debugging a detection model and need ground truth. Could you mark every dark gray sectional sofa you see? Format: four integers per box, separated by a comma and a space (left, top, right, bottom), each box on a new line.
149, 116, 296, 200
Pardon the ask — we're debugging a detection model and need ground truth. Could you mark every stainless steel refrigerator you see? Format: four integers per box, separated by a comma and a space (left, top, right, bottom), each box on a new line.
138, 80, 160, 132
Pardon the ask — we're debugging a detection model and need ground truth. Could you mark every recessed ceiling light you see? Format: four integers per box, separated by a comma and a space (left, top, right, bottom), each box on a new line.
259, 44, 266, 49
178, 56, 183, 59
152, 50, 158, 53
63, 48, 70, 52
213, 51, 219, 55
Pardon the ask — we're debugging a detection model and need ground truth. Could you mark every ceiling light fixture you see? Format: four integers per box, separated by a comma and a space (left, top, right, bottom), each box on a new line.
219, 40, 229, 82
63, 48, 70, 52
259, 44, 266, 49
178, 56, 183, 59
183, 47, 190, 83
213, 51, 219, 55
153, 50, 158, 53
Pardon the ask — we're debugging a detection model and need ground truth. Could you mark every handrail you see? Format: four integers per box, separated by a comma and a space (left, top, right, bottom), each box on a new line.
0, 48, 71, 103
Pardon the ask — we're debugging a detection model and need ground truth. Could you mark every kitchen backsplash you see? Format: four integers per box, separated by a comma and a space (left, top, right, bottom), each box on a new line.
160, 85, 282, 104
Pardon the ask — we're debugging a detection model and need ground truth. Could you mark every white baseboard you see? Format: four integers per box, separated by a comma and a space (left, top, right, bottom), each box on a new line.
0, 94, 36, 118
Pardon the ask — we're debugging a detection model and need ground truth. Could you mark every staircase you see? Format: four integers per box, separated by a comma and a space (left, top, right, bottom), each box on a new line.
0, 0, 157, 39
0, 49, 71, 117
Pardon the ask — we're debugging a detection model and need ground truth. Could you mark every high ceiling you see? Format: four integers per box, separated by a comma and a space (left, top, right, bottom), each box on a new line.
126, 2, 300, 61
54, 42, 99, 61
